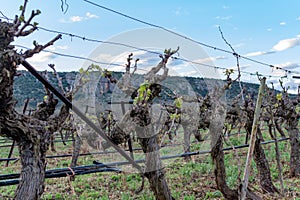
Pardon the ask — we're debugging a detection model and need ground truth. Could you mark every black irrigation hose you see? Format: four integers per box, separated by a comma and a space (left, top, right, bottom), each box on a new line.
0, 139, 212, 162
158, 137, 290, 159
0, 144, 13, 148
0, 180, 18, 186
94, 137, 290, 164
0, 149, 140, 162
0, 139, 74, 148
0, 162, 120, 180
0, 167, 120, 186
0, 137, 290, 186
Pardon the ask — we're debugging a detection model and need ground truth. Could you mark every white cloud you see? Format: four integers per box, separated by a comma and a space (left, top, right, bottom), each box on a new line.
277, 62, 300, 70
222, 5, 230, 9
215, 16, 232, 20
240, 64, 251, 70
180, 70, 198, 77
174, 7, 181, 16
95, 53, 118, 63
70, 16, 84, 22
246, 35, 300, 57
243, 51, 274, 57
86, 12, 99, 19
172, 66, 184, 71
193, 56, 227, 63
47, 46, 56, 51
93, 51, 160, 72
56, 45, 69, 50
233, 43, 244, 48
107, 65, 126, 72
27, 52, 55, 63
296, 17, 300, 21
61, 12, 99, 23
214, 56, 227, 60
270, 69, 286, 77
279, 22, 286, 26
173, 7, 189, 16
226, 64, 251, 72
267, 77, 299, 94
267, 28, 272, 31
272, 35, 300, 51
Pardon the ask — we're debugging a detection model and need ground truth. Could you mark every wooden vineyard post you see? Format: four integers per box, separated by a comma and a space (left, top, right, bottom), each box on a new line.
240, 77, 266, 200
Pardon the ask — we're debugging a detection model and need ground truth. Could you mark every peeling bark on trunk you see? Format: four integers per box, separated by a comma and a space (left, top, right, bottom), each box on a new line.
244, 97, 279, 195
70, 132, 82, 168
211, 136, 239, 200
182, 126, 192, 161
138, 133, 174, 200
1, 117, 53, 200
15, 135, 50, 200
211, 123, 261, 200
209, 91, 238, 199
275, 119, 286, 138
210, 99, 241, 199
0, 47, 69, 200
99, 50, 178, 199
133, 106, 174, 200
253, 130, 279, 194
287, 119, 300, 177
209, 86, 260, 200
0, 7, 69, 199
245, 124, 278, 194
69, 132, 82, 181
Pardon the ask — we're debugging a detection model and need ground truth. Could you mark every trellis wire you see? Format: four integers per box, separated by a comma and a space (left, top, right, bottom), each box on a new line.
0, 136, 290, 186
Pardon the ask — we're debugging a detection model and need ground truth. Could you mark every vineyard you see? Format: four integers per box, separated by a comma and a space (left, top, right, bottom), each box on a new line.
0, 126, 299, 199
1, 1, 300, 200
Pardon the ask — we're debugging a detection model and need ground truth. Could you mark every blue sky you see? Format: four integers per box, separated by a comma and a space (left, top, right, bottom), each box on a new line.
2, 0, 300, 92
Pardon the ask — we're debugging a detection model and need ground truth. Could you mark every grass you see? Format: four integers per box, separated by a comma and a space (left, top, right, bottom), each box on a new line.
0, 128, 300, 200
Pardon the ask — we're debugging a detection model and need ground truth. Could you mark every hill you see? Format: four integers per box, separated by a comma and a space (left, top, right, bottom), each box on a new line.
13, 70, 260, 112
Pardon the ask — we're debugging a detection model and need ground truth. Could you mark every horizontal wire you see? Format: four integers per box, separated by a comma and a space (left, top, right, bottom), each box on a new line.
15, 44, 152, 73
15, 44, 123, 67
14, 44, 285, 79
37, 26, 161, 56
0, 136, 291, 186
82, 0, 299, 75
82, 0, 233, 56
0, 15, 296, 79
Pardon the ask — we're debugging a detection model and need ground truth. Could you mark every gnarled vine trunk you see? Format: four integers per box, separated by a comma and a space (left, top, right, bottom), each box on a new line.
15, 135, 50, 200
132, 102, 173, 200
245, 125, 279, 194
253, 135, 279, 193
138, 130, 173, 200
70, 132, 82, 168
0, 8, 68, 198
287, 118, 300, 177
209, 84, 260, 200
210, 97, 240, 199
211, 136, 239, 199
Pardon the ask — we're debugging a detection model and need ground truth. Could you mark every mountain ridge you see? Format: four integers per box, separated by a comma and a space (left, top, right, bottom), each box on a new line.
13, 70, 260, 112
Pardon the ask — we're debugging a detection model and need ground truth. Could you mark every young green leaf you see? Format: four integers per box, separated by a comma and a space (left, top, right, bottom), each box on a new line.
276, 93, 282, 101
